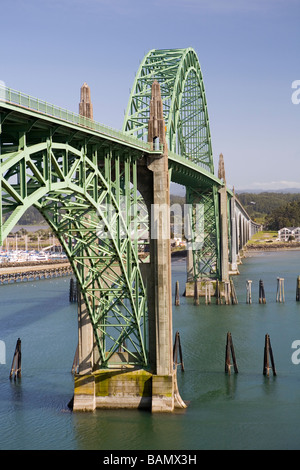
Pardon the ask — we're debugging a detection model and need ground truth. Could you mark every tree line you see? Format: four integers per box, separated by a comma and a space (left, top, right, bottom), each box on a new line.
237, 192, 300, 230
7, 192, 300, 232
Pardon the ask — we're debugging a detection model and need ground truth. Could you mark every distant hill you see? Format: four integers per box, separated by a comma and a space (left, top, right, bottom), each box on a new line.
236, 188, 300, 194
236, 192, 300, 227
6, 206, 46, 226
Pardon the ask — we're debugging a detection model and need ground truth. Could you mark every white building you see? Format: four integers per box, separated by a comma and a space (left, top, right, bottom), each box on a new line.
278, 227, 300, 242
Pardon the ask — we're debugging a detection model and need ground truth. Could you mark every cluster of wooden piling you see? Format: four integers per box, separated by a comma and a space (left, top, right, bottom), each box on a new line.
246, 276, 300, 304
172, 329, 277, 377
175, 279, 239, 306
204, 279, 238, 305
177, 276, 300, 306
224, 332, 276, 377
12, 331, 277, 381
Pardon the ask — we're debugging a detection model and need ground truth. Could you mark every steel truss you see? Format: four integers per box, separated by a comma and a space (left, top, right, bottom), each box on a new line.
124, 48, 220, 279
0, 48, 223, 368
123, 48, 213, 173
0, 126, 148, 368
186, 186, 220, 279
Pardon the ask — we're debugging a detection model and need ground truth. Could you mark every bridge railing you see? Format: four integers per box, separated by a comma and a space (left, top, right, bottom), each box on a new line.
0, 84, 153, 151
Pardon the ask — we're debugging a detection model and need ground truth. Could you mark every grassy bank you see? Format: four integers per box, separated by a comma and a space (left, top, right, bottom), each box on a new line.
246, 231, 300, 251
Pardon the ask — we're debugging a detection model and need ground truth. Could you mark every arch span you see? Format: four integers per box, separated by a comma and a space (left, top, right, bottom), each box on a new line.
124, 48, 220, 280
123, 48, 214, 173
1, 139, 148, 368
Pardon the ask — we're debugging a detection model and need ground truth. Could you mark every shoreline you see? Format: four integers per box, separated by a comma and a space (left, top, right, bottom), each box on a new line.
245, 242, 300, 254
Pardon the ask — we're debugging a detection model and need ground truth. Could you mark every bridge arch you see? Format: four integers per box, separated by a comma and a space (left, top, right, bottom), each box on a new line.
1, 139, 148, 368
123, 48, 214, 173
123, 48, 221, 280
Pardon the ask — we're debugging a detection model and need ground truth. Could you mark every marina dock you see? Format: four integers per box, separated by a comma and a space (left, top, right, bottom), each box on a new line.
0, 261, 73, 284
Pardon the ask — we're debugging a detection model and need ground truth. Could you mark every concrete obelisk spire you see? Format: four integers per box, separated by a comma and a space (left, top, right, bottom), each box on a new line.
148, 80, 167, 153
218, 152, 226, 184
79, 82, 93, 119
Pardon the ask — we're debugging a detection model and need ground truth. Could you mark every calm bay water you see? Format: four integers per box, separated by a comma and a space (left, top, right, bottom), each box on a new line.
1, 250, 300, 450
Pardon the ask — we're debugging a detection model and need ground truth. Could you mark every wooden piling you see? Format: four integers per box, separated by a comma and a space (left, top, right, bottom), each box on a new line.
259, 279, 266, 304
297, 276, 300, 301
225, 332, 238, 374
216, 280, 222, 305
175, 281, 180, 306
9, 338, 21, 380
194, 281, 199, 305
69, 278, 78, 302
276, 277, 285, 303
263, 334, 276, 376
246, 280, 252, 304
173, 331, 184, 371
205, 282, 211, 304
230, 279, 238, 305
224, 281, 231, 305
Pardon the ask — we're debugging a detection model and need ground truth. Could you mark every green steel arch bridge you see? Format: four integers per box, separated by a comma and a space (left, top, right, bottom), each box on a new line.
0, 48, 259, 412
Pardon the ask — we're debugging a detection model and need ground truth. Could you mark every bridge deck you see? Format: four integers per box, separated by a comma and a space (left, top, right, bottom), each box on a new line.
0, 88, 223, 190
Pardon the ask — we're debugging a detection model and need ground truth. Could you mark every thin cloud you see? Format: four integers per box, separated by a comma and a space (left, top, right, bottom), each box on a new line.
252, 181, 300, 190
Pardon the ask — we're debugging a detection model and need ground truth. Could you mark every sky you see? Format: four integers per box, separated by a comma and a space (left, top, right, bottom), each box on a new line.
1, 0, 299, 192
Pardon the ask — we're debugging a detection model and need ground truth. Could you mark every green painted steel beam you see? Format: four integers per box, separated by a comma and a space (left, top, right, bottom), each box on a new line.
0, 48, 241, 371
0, 133, 148, 368
123, 48, 220, 280
123, 48, 214, 173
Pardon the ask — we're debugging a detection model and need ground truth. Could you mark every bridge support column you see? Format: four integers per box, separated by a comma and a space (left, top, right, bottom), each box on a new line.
147, 80, 185, 412
218, 154, 229, 282
73, 291, 96, 411
219, 187, 229, 282
72, 80, 185, 413
230, 196, 239, 273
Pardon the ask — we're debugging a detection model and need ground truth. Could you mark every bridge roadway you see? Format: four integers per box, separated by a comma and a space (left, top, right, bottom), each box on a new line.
0, 49, 259, 412
0, 89, 258, 296
0, 86, 221, 190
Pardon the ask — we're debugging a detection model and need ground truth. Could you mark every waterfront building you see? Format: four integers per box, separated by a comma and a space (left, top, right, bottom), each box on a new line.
278, 227, 300, 242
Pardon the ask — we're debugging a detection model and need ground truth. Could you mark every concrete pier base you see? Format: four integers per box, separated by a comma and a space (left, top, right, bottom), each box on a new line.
73, 374, 96, 411
185, 280, 224, 298
185, 279, 237, 303
73, 368, 186, 412
72, 80, 187, 413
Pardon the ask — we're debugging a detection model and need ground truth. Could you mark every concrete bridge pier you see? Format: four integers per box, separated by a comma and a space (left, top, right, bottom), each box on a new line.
73, 290, 96, 411
218, 153, 229, 283
185, 153, 231, 299
73, 81, 186, 413
146, 81, 186, 412
229, 195, 239, 274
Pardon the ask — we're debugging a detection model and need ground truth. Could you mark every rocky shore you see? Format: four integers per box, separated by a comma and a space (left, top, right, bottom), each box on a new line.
245, 242, 300, 252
